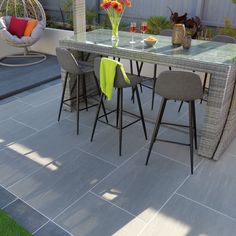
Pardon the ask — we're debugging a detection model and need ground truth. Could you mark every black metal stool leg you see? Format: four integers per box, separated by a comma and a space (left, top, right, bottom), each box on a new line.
151, 64, 158, 110
201, 72, 208, 104
116, 88, 120, 128
178, 101, 184, 113
192, 101, 198, 149
119, 88, 123, 156
93, 74, 108, 123
82, 75, 88, 111
58, 72, 68, 122
135, 86, 147, 140
77, 75, 80, 135
91, 94, 104, 142
146, 98, 167, 165
189, 101, 194, 174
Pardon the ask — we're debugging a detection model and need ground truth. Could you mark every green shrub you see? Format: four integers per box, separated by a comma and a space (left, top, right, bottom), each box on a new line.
219, 17, 236, 38
147, 16, 172, 35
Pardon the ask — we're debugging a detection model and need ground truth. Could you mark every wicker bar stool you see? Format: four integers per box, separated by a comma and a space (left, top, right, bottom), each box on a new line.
56, 47, 106, 135
91, 57, 147, 156
145, 71, 203, 174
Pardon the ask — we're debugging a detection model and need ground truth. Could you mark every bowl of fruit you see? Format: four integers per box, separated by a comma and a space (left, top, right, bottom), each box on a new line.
144, 36, 158, 47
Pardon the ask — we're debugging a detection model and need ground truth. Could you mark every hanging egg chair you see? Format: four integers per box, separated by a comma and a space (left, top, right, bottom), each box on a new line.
0, 0, 47, 66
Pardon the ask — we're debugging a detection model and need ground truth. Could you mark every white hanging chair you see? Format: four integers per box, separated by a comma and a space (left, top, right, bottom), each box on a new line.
0, 0, 47, 66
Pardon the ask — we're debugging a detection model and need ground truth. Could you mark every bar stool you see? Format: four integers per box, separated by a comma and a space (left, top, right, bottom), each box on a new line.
145, 71, 203, 174
132, 29, 173, 110
56, 47, 106, 134
91, 57, 147, 156
178, 35, 236, 112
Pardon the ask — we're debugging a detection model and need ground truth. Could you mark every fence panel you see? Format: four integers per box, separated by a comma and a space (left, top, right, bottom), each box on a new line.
201, 0, 236, 27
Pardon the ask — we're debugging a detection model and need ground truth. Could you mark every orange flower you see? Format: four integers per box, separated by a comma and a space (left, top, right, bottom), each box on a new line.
111, 1, 123, 13
124, 0, 132, 7
101, 0, 111, 10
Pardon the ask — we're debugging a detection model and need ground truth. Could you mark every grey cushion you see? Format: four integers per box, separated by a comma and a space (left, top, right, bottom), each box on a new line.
156, 71, 203, 101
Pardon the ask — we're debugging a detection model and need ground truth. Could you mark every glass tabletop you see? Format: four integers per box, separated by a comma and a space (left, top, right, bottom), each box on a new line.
63, 29, 236, 66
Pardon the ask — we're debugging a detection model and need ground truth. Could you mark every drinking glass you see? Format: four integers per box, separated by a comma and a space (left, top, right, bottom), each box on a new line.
130, 22, 136, 44
140, 21, 148, 42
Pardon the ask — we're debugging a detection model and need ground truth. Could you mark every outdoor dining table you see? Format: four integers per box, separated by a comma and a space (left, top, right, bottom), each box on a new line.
59, 29, 236, 160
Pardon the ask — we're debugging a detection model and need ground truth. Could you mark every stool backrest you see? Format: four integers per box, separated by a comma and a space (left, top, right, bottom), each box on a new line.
56, 47, 82, 75
212, 35, 236, 44
159, 29, 173, 36
156, 71, 203, 101
94, 57, 128, 88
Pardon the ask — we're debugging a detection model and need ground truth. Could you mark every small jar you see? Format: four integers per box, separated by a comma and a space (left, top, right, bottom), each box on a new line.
172, 24, 186, 46
183, 35, 192, 49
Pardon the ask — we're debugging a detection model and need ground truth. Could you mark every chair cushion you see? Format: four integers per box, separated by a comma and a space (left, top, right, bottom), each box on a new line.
24, 19, 38, 37
8, 16, 28, 38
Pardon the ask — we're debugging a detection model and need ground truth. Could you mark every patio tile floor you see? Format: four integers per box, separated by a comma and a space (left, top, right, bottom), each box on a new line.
0, 80, 236, 235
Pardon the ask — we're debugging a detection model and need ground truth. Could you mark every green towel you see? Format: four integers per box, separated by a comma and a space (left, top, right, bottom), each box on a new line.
100, 57, 130, 100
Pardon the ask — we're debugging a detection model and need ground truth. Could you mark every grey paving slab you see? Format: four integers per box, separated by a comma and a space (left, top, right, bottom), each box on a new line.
9, 149, 115, 218
0, 119, 36, 150
140, 194, 236, 236
178, 153, 236, 219
226, 137, 236, 157
18, 83, 62, 107
4, 199, 48, 233
80, 123, 150, 166
133, 98, 188, 124
0, 186, 16, 208
8, 119, 92, 169
55, 192, 145, 236
34, 221, 71, 236
144, 126, 202, 167
67, 105, 109, 132
0, 148, 42, 188
13, 99, 71, 130
92, 149, 189, 222
0, 100, 32, 121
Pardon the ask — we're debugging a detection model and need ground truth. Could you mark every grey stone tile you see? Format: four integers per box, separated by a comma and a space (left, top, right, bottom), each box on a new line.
0, 186, 16, 208
144, 126, 202, 167
13, 99, 71, 130
0, 100, 32, 121
92, 149, 189, 222
178, 153, 236, 219
4, 199, 48, 233
133, 98, 188, 124
8, 119, 92, 169
140, 194, 236, 236
80, 123, 150, 166
67, 106, 109, 132
0, 119, 36, 150
9, 149, 115, 218
34, 221, 70, 236
55, 192, 145, 236
18, 83, 61, 107
0, 148, 43, 188
226, 137, 236, 157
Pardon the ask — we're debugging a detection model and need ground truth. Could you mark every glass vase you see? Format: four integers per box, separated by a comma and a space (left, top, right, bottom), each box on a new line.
110, 18, 120, 47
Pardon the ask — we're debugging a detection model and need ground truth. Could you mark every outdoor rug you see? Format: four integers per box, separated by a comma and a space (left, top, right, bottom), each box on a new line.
0, 54, 61, 99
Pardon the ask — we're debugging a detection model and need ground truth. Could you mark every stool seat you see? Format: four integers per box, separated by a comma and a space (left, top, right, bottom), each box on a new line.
156, 71, 203, 101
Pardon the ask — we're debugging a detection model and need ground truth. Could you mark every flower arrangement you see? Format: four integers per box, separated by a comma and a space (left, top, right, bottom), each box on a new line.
100, 0, 132, 42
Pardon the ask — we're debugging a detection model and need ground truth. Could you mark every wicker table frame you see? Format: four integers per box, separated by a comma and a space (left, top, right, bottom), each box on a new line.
60, 29, 236, 160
